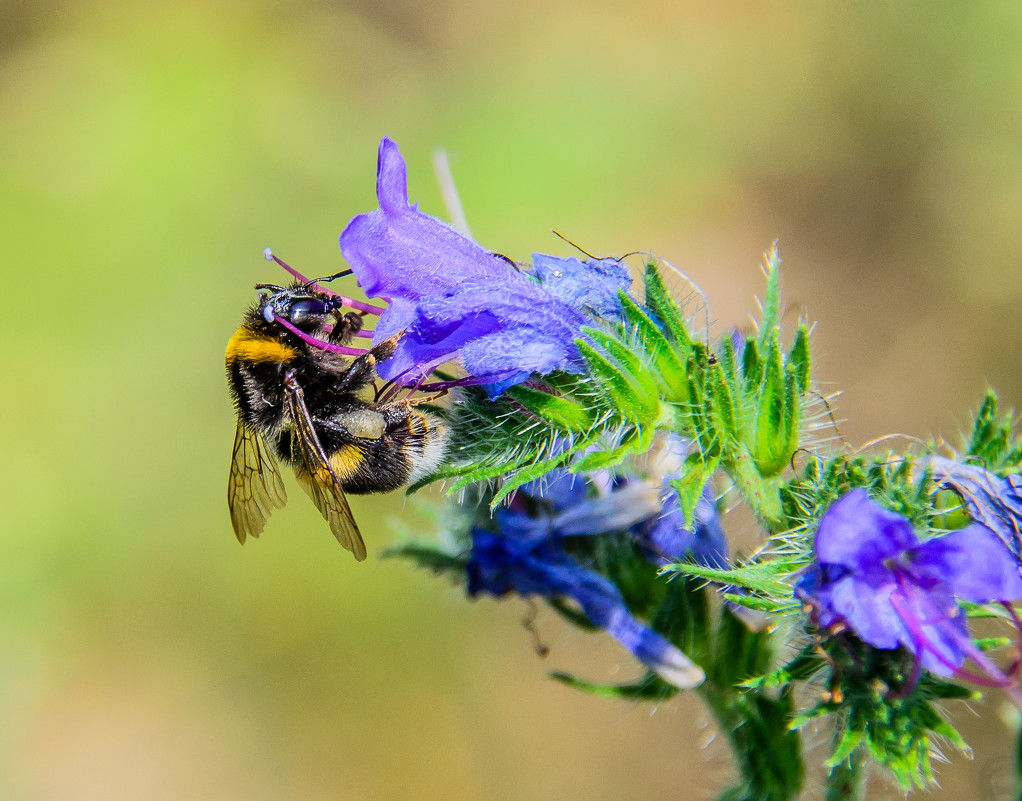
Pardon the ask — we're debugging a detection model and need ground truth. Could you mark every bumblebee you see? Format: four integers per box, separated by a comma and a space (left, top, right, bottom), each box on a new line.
225, 274, 446, 561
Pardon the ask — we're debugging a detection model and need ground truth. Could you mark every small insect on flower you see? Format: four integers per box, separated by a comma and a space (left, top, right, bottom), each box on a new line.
224, 251, 447, 561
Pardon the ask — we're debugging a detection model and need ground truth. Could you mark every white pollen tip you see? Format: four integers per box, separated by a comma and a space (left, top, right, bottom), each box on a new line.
263, 247, 273, 261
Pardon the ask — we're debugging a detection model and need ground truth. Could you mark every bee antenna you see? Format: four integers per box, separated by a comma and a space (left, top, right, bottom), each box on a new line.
254, 283, 286, 293
306, 269, 354, 287
551, 230, 598, 260
551, 230, 628, 262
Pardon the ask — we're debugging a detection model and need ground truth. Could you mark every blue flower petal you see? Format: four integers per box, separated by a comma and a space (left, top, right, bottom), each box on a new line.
550, 482, 663, 536
466, 529, 703, 687
636, 488, 728, 568
910, 524, 1022, 604
530, 253, 630, 320
813, 489, 918, 573
818, 574, 903, 651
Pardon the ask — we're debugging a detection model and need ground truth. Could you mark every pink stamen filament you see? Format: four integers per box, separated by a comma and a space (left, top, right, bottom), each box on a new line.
1000, 602, 1022, 676
889, 586, 1022, 708
271, 315, 369, 357
379, 368, 499, 405
267, 251, 387, 316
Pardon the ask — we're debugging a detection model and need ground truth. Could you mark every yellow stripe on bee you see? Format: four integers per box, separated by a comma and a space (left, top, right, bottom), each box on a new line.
328, 445, 364, 483
225, 326, 297, 365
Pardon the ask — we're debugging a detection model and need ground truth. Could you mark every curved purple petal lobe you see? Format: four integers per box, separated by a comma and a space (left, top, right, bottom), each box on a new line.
340, 138, 510, 301
813, 490, 918, 572
375, 136, 411, 216
910, 524, 1022, 604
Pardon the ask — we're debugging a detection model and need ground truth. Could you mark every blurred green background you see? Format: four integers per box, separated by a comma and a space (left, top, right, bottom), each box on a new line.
4, 1, 1022, 798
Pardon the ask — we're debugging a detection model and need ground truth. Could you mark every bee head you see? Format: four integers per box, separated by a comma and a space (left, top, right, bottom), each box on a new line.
256, 283, 346, 327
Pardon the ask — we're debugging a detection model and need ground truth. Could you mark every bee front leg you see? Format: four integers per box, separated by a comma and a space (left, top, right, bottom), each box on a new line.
328, 311, 365, 344
334, 333, 404, 394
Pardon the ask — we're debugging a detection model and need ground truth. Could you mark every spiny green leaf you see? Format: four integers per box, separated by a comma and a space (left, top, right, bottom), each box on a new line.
756, 243, 782, 352
741, 645, 822, 690
781, 362, 800, 461
670, 452, 720, 527
915, 704, 970, 753
916, 678, 977, 701
967, 391, 999, 457
788, 324, 810, 394
504, 384, 595, 432
667, 561, 793, 600
709, 360, 740, 442
617, 290, 689, 401
826, 727, 865, 768
549, 670, 681, 700
570, 426, 655, 472
581, 326, 660, 419
644, 258, 692, 350
577, 338, 646, 422
753, 331, 788, 476
790, 701, 839, 730
408, 449, 541, 493
741, 336, 763, 394
721, 592, 796, 614
489, 432, 601, 508
449, 460, 536, 493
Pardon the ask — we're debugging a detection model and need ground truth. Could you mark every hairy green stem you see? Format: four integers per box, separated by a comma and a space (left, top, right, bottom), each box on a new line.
824, 745, 866, 801
699, 683, 803, 801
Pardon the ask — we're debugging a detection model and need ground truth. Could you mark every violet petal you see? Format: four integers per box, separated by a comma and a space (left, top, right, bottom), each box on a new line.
910, 524, 1022, 604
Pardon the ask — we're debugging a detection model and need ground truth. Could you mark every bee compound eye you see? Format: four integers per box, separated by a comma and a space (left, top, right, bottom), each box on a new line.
288, 298, 330, 322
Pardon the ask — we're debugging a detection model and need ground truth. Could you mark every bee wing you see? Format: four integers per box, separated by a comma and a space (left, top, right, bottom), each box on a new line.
283, 376, 367, 561
228, 421, 288, 543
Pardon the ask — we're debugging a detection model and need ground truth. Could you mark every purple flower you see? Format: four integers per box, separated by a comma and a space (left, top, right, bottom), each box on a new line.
467, 526, 704, 689
339, 137, 631, 397
928, 456, 1022, 559
796, 489, 1022, 678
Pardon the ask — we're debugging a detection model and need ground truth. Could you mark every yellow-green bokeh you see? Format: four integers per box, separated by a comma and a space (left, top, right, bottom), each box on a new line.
3, 2, 1022, 798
